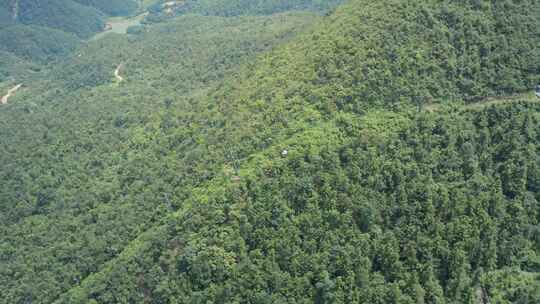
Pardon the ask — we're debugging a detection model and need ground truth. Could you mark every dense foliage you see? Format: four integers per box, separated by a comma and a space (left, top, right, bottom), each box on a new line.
0, 0, 539, 303
0, 12, 318, 303
0, 0, 140, 75
73, 0, 138, 16
221, 0, 540, 114
0, 25, 79, 63
0, 50, 39, 82
144, 0, 343, 22
57, 101, 540, 304
16, 0, 105, 38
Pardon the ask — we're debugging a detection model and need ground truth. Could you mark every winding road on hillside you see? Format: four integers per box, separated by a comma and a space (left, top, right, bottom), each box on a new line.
115, 64, 124, 82
424, 92, 538, 112
1, 84, 22, 105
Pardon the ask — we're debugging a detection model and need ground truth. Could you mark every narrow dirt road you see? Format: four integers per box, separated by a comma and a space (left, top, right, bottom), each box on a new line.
424, 92, 537, 112
12, 0, 19, 21
115, 64, 124, 82
1, 84, 22, 105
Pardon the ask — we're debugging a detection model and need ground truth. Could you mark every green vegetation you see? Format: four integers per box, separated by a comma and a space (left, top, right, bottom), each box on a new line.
0, 0, 141, 76
55, 100, 540, 304
0, 50, 39, 83
482, 269, 540, 303
148, 0, 343, 16
0, 25, 79, 63
73, 0, 138, 16
0, 12, 318, 303
17, 0, 105, 38
0, 0, 539, 303
230, 0, 540, 112
144, 0, 343, 23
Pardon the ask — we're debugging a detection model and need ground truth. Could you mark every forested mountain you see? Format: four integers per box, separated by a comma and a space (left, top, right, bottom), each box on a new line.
0, 11, 320, 303
0, 50, 39, 82
73, 0, 138, 16
0, 25, 79, 63
16, 0, 106, 37
147, 0, 343, 19
0, 0, 107, 37
0, 0, 139, 79
0, 0, 539, 303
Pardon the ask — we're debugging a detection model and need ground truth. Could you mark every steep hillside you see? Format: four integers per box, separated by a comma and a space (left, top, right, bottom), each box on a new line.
16, 0, 105, 38
0, 12, 318, 303
73, 0, 138, 16
146, 0, 343, 21
49, 2, 540, 302
0, 0, 139, 76
0, 0, 539, 303
0, 0, 139, 38
0, 25, 79, 63
0, 50, 39, 82
219, 0, 540, 115
56, 99, 540, 304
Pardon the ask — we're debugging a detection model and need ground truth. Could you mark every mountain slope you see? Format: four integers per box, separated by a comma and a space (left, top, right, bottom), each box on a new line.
0, 12, 319, 303
52, 0, 539, 302
0, 0, 539, 303
16, 0, 105, 38
147, 0, 343, 17
1, 0, 139, 35
56, 100, 540, 304
0, 0, 139, 78
0, 25, 79, 63
73, 0, 138, 16
218, 0, 540, 115
0, 50, 39, 82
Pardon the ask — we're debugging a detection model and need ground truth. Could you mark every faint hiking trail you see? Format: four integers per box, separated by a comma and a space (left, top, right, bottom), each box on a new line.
476, 287, 491, 304
1, 84, 22, 105
115, 64, 124, 82
424, 92, 538, 112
